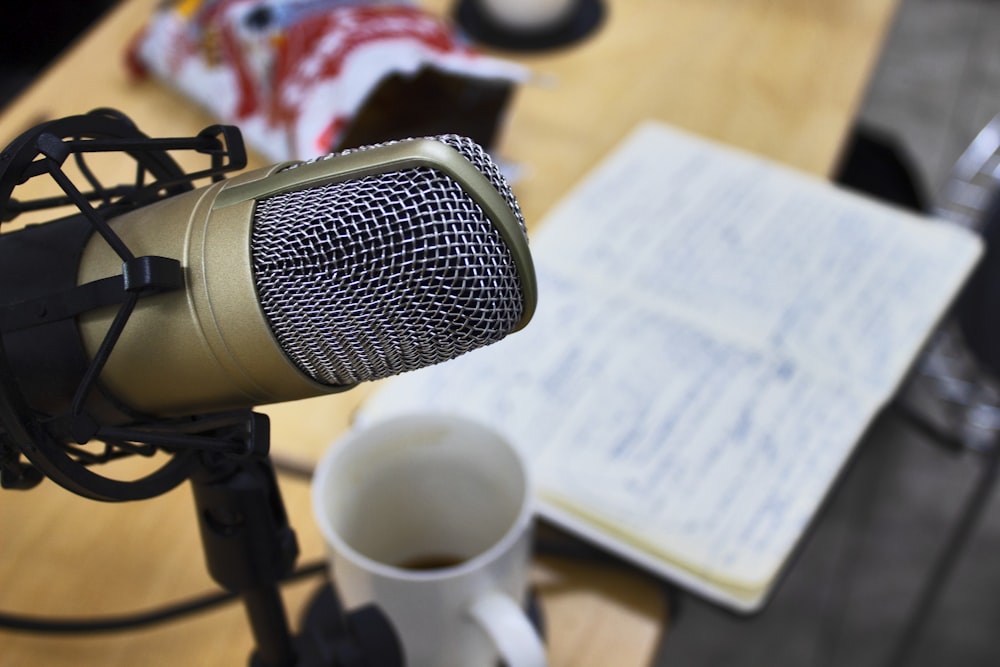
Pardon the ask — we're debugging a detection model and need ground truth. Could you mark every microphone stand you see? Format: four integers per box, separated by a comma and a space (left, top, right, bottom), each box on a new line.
190, 433, 299, 666
187, 414, 403, 667
0, 109, 402, 667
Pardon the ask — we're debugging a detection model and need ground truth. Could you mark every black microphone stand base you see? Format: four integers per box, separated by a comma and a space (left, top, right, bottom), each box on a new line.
454, 0, 605, 51
295, 583, 406, 667
297, 582, 547, 667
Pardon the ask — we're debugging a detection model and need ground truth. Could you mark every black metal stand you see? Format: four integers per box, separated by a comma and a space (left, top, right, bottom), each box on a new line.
191, 451, 299, 666
188, 423, 402, 667
296, 583, 411, 667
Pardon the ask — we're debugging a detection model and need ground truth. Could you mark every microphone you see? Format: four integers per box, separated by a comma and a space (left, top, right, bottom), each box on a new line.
0, 132, 536, 427
0, 116, 532, 661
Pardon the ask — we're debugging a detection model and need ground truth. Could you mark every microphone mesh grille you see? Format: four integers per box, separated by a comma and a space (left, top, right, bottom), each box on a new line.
251, 136, 528, 386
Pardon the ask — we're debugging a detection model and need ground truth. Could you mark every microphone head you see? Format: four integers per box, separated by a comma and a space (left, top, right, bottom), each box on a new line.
248, 135, 537, 386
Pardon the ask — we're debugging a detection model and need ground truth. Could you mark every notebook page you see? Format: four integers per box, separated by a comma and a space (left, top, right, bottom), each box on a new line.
536, 122, 982, 394
363, 269, 879, 593
360, 121, 982, 610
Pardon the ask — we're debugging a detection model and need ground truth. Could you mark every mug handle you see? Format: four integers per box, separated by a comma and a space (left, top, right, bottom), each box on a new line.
467, 592, 547, 667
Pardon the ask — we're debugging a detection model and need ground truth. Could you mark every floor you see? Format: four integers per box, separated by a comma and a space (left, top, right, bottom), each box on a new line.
656, 0, 1000, 664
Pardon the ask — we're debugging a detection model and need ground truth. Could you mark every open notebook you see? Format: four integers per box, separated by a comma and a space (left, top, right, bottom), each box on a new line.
358, 121, 983, 612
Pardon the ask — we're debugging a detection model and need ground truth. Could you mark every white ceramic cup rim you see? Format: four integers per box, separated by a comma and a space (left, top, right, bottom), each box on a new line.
311, 413, 534, 582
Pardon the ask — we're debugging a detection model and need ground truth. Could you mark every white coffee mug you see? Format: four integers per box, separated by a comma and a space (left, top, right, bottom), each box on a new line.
312, 414, 546, 667
475, 0, 577, 31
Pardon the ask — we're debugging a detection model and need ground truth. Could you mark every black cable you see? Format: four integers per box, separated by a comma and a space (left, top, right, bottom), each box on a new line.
0, 590, 237, 634
0, 456, 323, 635
0, 460, 675, 639
0, 559, 327, 635
268, 452, 316, 481
0, 537, 667, 637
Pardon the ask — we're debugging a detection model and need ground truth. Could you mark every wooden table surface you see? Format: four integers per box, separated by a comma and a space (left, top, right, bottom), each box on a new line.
0, 0, 898, 664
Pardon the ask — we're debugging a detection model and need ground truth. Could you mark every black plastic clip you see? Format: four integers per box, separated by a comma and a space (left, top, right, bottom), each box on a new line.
122, 255, 183, 295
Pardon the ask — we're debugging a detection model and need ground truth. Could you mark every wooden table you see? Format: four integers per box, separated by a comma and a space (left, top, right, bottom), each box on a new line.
0, 0, 898, 664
